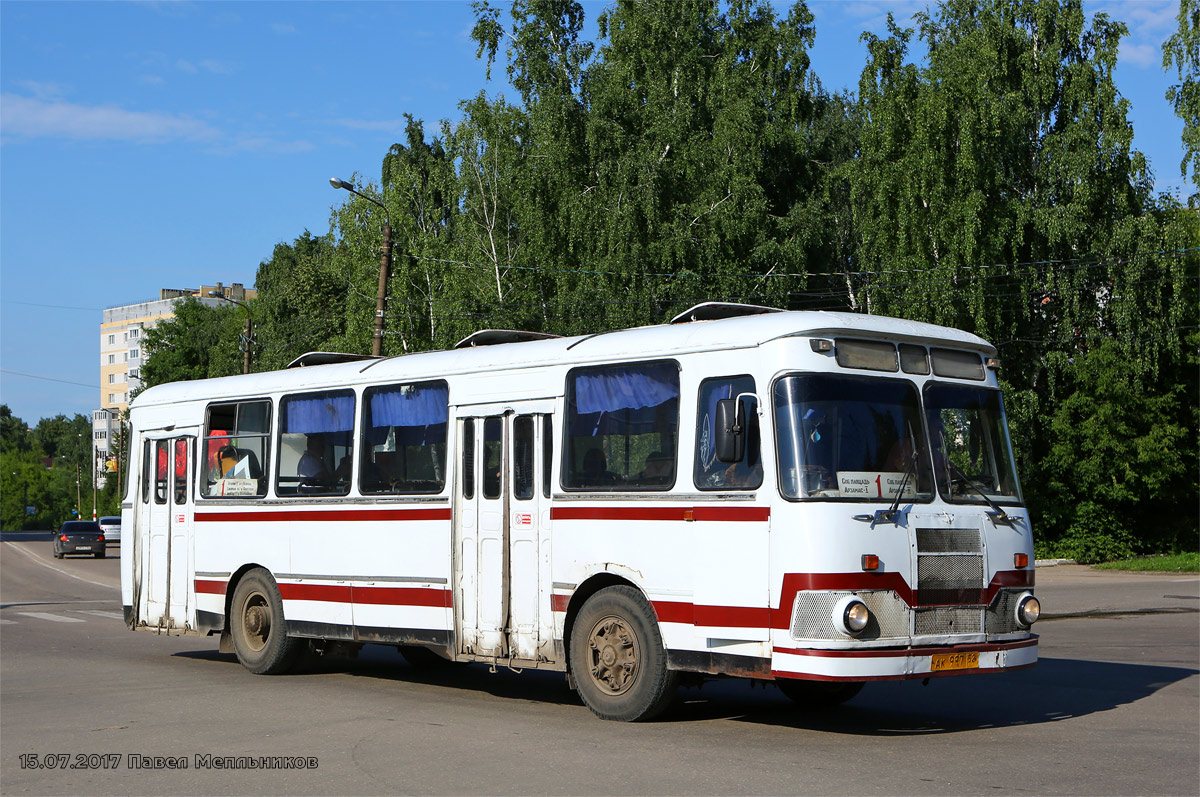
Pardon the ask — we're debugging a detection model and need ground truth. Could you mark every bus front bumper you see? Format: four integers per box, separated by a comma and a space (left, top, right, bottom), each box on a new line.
771, 637, 1038, 682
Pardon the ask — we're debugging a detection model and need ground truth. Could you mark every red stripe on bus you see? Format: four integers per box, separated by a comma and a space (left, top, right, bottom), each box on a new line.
353, 586, 453, 608
278, 583, 353, 603
195, 579, 227, 595
194, 508, 452, 523
276, 582, 451, 608
550, 506, 770, 522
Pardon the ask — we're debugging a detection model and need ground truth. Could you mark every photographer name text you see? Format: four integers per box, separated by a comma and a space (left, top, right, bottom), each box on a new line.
19, 754, 318, 770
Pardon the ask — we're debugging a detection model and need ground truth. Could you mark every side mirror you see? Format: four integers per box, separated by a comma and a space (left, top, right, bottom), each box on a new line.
714, 398, 745, 463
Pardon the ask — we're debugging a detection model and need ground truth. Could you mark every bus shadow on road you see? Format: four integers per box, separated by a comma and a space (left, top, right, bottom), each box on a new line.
172, 648, 1196, 731
174, 643, 585, 708
684, 656, 1198, 733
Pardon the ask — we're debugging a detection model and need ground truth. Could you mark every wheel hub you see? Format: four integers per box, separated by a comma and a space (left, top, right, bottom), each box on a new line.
587, 616, 638, 695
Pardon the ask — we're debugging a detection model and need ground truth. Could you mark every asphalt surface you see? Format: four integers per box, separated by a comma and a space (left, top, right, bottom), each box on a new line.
1, 532, 1197, 796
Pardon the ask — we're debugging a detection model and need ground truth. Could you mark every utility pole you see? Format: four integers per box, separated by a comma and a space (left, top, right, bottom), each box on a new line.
329, 177, 393, 357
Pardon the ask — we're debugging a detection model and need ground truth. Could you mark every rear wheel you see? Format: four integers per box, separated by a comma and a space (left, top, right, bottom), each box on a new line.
229, 569, 301, 674
94, 551, 105, 559
569, 585, 678, 721
776, 678, 864, 707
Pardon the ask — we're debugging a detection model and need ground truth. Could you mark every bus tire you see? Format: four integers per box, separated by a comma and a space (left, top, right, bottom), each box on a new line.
776, 678, 864, 707
229, 569, 301, 675
569, 585, 678, 721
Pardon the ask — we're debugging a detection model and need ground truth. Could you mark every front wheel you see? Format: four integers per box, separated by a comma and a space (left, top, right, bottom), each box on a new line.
569, 585, 678, 721
776, 678, 864, 708
229, 569, 301, 675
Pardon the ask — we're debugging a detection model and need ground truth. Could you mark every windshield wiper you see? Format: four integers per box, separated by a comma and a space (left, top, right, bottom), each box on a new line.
945, 459, 1022, 525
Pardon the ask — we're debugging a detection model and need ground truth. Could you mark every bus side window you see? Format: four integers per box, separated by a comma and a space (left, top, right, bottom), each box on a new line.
141, 439, 151, 504
564, 360, 679, 491
462, 419, 475, 500
361, 381, 448, 495
154, 440, 168, 504
200, 400, 270, 498
277, 390, 355, 498
173, 439, 188, 504
542, 415, 553, 499
695, 376, 763, 491
483, 417, 502, 499
513, 416, 534, 501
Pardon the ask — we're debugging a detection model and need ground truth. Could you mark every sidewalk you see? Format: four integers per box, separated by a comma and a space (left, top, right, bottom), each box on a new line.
1034, 563, 1200, 616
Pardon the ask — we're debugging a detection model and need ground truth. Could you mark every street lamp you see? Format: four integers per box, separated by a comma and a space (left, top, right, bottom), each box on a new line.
330, 176, 392, 357
208, 290, 253, 374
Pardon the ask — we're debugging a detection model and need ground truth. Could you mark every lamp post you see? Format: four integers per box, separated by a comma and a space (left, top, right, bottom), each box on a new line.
329, 177, 392, 357
208, 290, 253, 374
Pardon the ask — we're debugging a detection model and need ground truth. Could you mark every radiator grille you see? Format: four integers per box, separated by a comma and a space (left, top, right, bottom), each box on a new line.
790, 590, 909, 641
916, 528, 981, 553
914, 607, 983, 635
915, 527, 985, 606
986, 588, 1026, 634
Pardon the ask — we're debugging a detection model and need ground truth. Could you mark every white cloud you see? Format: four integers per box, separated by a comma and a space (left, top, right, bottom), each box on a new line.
1121, 41, 1160, 69
175, 58, 235, 75
12, 80, 70, 101
198, 59, 236, 75
1093, 0, 1179, 70
271, 22, 297, 34
139, 74, 167, 87
333, 118, 411, 135
0, 94, 219, 142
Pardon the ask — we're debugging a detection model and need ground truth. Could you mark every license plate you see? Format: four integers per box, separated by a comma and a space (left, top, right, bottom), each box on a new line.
931, 651, 978, 671
76, 545, 92, 551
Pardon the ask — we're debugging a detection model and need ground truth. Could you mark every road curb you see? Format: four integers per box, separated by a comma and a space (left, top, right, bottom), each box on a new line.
1035, 558, 1077, 567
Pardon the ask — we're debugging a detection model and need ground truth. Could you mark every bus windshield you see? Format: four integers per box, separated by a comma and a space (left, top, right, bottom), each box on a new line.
774, 374, 933, 501
924, 383, 1022, 505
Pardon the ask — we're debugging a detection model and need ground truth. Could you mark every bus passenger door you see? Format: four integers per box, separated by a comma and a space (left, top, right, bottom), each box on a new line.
168, 437, 194, 627
454, 415, 505, 658
454, 407, 554, 663
508, 413, 552, 662
142, 438, 171, 626
141, 432, 196, 630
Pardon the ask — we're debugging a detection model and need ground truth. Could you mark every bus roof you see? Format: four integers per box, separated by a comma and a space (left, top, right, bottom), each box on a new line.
130, 308, 995, 410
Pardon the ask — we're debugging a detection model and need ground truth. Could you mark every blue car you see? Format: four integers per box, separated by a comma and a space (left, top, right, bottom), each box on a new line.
54, 521, 106, 559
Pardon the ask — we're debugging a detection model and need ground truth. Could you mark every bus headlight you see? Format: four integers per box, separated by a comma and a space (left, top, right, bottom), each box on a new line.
1015, 593, 1040, 628
833, 596, 871, 636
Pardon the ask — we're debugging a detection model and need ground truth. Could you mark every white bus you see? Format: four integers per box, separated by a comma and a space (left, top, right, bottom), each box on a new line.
121, 302, 1040, 721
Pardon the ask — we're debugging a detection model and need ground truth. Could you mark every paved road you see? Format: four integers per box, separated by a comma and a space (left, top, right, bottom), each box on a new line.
1, 538, 1197, 796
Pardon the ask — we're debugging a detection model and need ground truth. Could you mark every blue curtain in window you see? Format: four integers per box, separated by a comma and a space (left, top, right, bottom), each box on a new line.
367, 383, 449, 445
570, 363, 679, 436
283, 393, 355, 434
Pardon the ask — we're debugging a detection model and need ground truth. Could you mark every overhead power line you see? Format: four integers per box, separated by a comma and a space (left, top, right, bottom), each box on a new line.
1, 370, 100, 390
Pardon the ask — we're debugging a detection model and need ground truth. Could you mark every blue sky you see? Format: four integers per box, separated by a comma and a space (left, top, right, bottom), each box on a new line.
0, 0, 1186, 425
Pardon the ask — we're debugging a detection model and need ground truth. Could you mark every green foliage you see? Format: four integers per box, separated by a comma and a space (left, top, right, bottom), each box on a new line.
1094, 552, 1199, 572
1163, 0, 1200, 202
253, 231, 347, 369
1, 405, 98, 529
1027, 339, 1198, 559
139, 297, 245, 390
